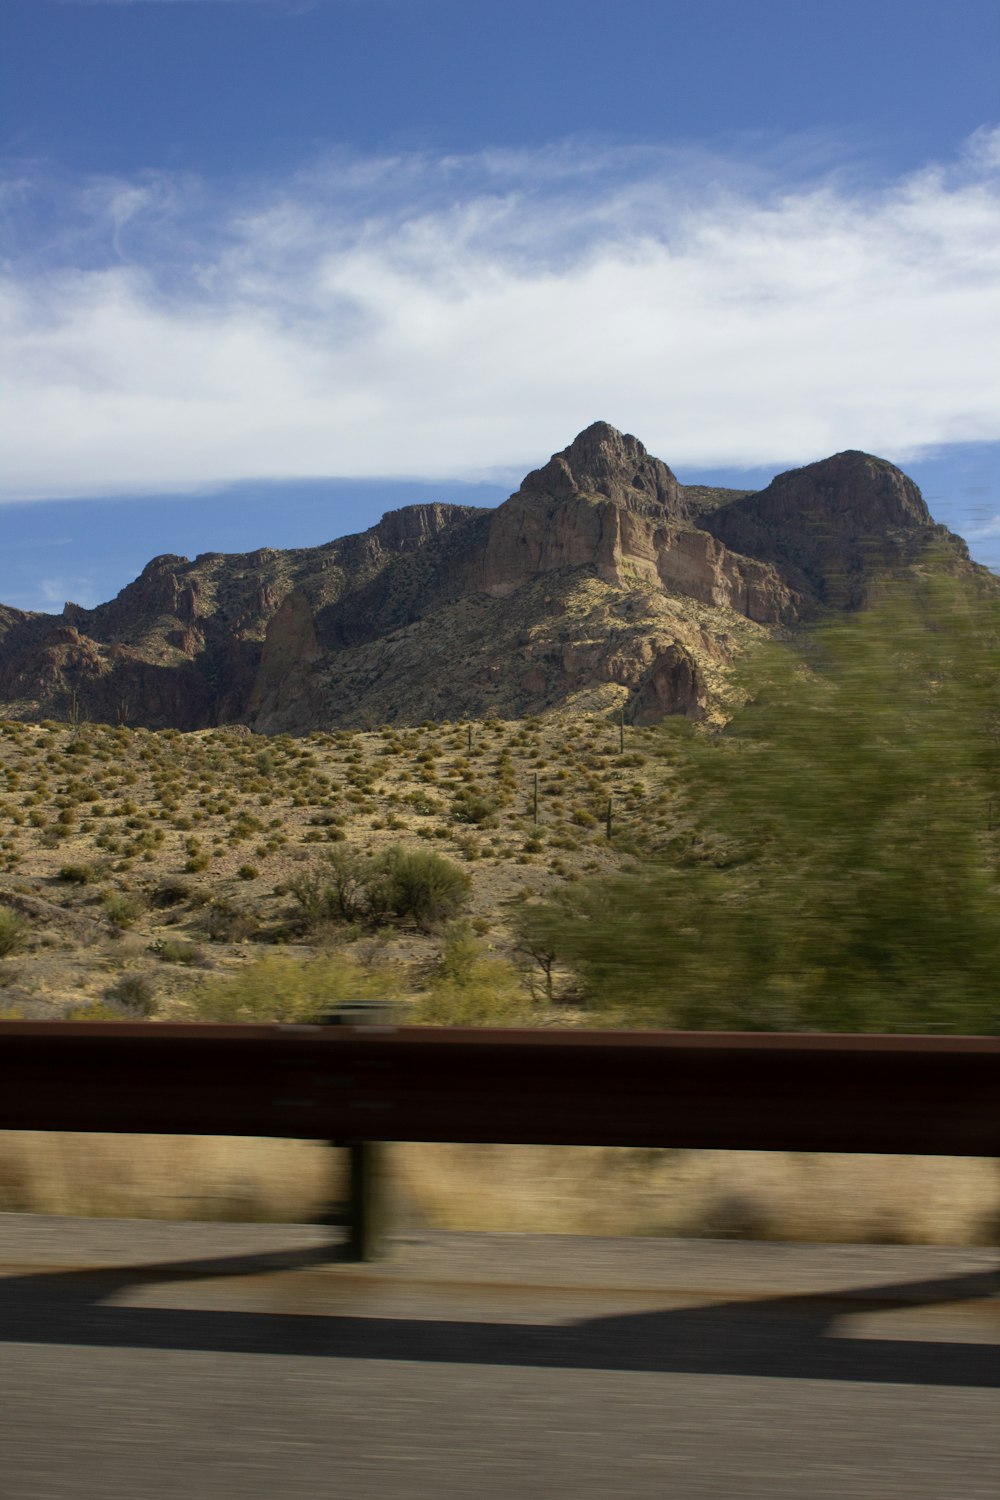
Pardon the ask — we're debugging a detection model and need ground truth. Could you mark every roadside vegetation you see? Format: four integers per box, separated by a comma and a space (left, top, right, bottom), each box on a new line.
525, 566, 1000, 1034
1, 560, 998, 1036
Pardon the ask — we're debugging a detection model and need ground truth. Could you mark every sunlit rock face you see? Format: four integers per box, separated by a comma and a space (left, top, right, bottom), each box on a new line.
480, 421, 797, 626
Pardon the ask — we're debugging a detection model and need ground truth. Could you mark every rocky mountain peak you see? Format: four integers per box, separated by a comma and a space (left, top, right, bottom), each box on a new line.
481, 422, 790, 621
703, 449, 938, 606
518, 421, 682, 515
140, 553, 192, 576
753, 450, 930, 528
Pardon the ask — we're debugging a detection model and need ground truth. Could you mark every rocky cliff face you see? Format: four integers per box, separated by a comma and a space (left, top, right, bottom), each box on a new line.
0, 424, 972, 732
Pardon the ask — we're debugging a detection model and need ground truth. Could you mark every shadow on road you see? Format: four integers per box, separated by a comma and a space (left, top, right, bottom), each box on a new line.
0, 1244, 996, 1387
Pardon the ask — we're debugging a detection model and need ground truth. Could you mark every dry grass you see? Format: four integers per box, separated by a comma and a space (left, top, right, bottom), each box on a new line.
0, 1133, 997, 1245
396, 1145, 1000, 1246
0, 1132, 337, 1223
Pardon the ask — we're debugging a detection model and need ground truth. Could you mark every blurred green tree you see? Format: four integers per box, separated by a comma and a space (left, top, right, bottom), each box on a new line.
524, 562, 1000, 1032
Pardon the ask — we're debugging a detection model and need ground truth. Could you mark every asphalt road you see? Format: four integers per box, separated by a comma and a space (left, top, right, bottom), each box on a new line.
0, 1215, 997, 1499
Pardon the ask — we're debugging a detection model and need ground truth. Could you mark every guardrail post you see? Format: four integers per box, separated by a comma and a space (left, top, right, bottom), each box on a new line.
346, 1140, 388, 1262
323, 1001, 395, 1262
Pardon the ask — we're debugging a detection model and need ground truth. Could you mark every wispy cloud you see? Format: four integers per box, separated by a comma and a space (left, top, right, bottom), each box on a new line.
6, 576, 102, 615
2, 131, 999, 501
966, 515, 1000, 541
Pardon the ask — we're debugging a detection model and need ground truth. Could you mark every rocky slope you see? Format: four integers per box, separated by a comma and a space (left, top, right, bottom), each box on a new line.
0, 423, 971, 731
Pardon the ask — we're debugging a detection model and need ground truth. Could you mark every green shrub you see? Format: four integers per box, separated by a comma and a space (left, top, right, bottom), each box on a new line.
56, 862, 95, 884
288, 844, 470, 933
289, 845, 368, 927
531, 572, 1000, 1033
151, 938, 204, 966
0, 905, 28, 957
104, 973, 157, 1017
200, 900, 259, 943
366, 846, 470, 931
435, 921, 480, 985
182, 952, 397, 1024
415, 947, 539, 1027
406, 791, 443, 816
450, 792, 499, 825
63, 1001, 135, 1021
151, 878, 200, 908
103, 891, 144, 928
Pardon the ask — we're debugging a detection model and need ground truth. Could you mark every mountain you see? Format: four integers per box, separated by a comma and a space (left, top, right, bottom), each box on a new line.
0, 422, 972, 732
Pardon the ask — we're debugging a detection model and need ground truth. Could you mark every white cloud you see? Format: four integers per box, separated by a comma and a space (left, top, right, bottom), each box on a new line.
2, 132, 999, 501
37, 576, 91, 607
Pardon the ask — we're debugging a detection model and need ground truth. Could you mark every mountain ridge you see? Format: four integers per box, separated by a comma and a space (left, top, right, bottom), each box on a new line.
0, 423, 976, 732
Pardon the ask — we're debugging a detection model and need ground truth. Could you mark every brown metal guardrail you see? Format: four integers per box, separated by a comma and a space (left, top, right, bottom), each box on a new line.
1, 1022, 998, 1256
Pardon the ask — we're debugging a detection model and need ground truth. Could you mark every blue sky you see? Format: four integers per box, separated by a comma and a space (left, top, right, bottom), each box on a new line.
1, 0, 998, 611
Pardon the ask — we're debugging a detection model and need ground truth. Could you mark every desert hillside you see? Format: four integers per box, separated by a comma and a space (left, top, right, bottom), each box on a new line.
0, 708, 677, 1021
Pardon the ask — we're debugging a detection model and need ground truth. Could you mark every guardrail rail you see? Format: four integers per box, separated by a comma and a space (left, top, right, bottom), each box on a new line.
1, 1022, 997, 1257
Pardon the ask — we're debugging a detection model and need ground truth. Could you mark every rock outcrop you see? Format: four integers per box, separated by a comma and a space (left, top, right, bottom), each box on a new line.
246, 591, 321, 733
96, 554, 201, 636
628, 644, 707, 726
0, 423, 974, 731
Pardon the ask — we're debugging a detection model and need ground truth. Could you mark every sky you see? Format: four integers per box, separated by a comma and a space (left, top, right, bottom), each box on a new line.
1, 0, 998, 612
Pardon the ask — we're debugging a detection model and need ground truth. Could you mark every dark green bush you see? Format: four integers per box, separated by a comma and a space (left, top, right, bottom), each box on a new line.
151, 878, 196, 908
288, 845, 368, 926
528, 572, 1000, 1033
366, 846, 470, 930
450, 792, 499, 825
